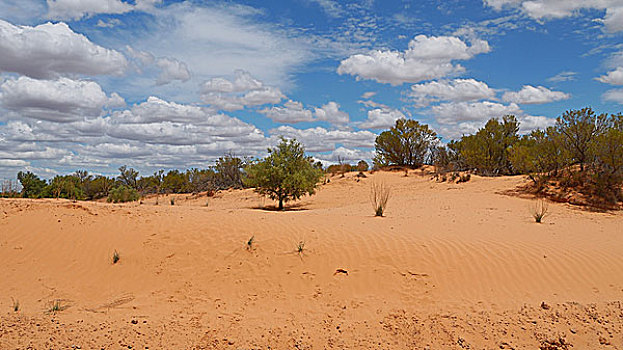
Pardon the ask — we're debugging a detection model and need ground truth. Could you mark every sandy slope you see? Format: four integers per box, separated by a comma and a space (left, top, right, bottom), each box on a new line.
1, 170, 622, 349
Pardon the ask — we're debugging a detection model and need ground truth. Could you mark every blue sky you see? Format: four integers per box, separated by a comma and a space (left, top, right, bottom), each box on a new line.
0, 0, 622, 178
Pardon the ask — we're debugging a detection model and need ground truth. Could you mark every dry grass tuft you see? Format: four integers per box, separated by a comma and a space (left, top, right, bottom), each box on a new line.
370, 180, 390, 217
531, 199, 549, 223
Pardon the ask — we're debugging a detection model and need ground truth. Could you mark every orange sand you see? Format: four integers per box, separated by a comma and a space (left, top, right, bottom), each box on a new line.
1, 170, 622, 349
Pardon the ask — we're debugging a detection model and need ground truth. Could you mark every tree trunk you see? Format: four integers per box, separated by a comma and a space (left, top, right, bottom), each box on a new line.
278, 197, 284, 210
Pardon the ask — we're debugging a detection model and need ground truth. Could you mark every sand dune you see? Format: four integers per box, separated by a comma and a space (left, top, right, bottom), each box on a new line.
1, 171, 622, 349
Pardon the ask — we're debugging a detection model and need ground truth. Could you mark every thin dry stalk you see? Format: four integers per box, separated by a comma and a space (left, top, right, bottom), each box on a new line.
531, 199, 549, 223
370, 180, 390, 217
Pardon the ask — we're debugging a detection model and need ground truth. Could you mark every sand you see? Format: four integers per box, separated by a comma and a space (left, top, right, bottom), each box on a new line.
1, 170, 622, 349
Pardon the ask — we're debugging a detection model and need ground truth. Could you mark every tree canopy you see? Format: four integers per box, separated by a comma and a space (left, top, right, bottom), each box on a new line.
244, 138, 323, 210
374, 118, 438, 168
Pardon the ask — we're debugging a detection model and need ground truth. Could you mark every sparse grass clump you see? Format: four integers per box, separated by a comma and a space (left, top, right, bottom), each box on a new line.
46, 299, 67, 314
246, 236, 255, 251
112, 250, 120, 264
296, 241, 305, 254
370, 180, 390, 217
532, 199, 549, 223
11, 298, 19, 312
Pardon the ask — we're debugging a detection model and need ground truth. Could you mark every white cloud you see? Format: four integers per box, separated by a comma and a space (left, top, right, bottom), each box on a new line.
46, 0, 160, 20
96, 18, 122, 28
432, 101, 522, 124
596, 67, 623, 85
603, 88, 623, 104
485, 0, 623, 33
270, 126, 376, 152
502, 85, 570, 104
127, 46, 155, 66
358, 108, 406, 129
518, 115, 555, 132
200, 70, 284, 111
0, 76, 125, 122
307, 0, 344, 18
201, 70, 264, 93
315, 147, 375, 164
47, 0, 133, 20
261, 100, 314, 123
361, 91, 377, 99
337, 35, 490, 85
314, 102, 349, 125
155, 57, 191, 85
547, 71, 577, 82
135, 2, 312, 89
0, 19, 127, 79
409, 79, 496, 106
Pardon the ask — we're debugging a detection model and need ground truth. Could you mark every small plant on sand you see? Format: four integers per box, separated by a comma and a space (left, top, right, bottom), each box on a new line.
11, 298, 19, 312
170, 197, 175, 206
46, 299, 67, 314
246, 236, 255, 251
370, 180, 390, 217
296, 241, 305, 255
112, 250, 120, 264
532, 199, 549, 223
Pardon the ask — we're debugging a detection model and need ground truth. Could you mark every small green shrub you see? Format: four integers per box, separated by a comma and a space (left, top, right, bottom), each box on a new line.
107, 185, 140, 203
112, 250, 120, 264
296, 241, 305, 254
170, 197, 175, 206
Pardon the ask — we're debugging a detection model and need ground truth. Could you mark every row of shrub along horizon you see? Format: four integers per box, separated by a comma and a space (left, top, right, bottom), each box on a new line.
8, 107, 623, 207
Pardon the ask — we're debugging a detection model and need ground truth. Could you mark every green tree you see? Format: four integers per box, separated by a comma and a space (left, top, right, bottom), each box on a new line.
357, 160, 369, 172
555, 107, 608, 172
450, 115, 519, 175
244, 138, 323, 210
215, 154, 246, 189
17, 171, 46, 198
374, 118, 438, 168
117, 165, 139, 189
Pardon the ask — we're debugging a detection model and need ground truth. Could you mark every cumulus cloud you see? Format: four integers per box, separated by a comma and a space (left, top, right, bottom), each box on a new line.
485, 0, 623, 33
409, 79, 496, 107
432, 101, 522, 124
200, 70, 284, 111
314, 102, 349, 125
0, 76, 125, 123
337, 35, 490, 85
596, 67, 623, 85
47, 0, 133, 20
603, 88, 623, 104
270, 126, 376, 152
0, 19, 128, 79
501, 85, 570, 104
260, 100, 314, 123
315, 147, 375, 164
155, 57, 191, 85
358, 108, 406, 129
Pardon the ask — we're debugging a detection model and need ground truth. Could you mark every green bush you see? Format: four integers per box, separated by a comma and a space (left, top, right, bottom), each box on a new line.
107, 185, 140, 203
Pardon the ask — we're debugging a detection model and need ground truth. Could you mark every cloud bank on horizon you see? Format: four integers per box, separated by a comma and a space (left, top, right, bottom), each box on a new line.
0, 0, 622, 178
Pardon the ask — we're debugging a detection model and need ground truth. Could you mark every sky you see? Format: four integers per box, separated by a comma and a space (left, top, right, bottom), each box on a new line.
0, 0, 622, 179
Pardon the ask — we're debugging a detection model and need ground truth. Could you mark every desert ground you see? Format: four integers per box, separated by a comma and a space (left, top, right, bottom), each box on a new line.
1, 170, 622, 349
